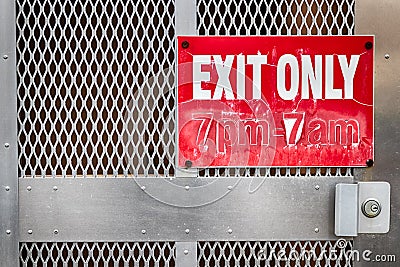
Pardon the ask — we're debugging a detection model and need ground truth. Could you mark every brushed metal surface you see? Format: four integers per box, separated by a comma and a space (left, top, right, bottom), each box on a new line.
335, 183, 358, 236
358, 182, 390, 234
19, 177, 351, 242
176, 242, 197, 267
0, 0, 18, 266
355, 0, 400, 266
335, 182, 391, 236
175, 0, 196, 35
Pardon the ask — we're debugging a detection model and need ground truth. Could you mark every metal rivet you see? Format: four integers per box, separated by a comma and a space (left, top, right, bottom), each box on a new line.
365, 41, 373, 50
53, 186, 58, 191
314, 228, 319, 233
4, 143, 9, 148
181, 41, 189, 49
3, 55, 8, 60
185, 185, 190, 191
185, 228, 190, 234
27, 186, 32, 191
315, 185, 320, 190
366, 159, 374, 167
6, 230, 11, 235
384, 54, 390, 59
228, 228, 233, 234
27, 229, 33, 234
141, 229, 146, 234
185, 160, 192, 168
227, 185, 233, 190
141, 186, 146, 190
5, 186, 10, 191
183, 249, 189, 255
53, 229, 59, 234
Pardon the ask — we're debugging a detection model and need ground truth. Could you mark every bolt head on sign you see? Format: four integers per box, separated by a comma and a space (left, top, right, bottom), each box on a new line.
177, 36, 374, 167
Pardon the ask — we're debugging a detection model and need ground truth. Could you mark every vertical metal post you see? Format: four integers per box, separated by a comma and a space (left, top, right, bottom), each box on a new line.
0, 0, 18, 266
176, 242, 197, 267
175, 0, 197, 179
174, 1, 197, 266
175, 0, 197, 35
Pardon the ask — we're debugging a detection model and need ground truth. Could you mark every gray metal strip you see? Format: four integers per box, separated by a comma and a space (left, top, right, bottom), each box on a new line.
335, 184, 358, 236
19, 177, 352, 241
0, 0, 18, 265
174, 0, 197, 177
175, 0, 196, 35
354, 0, 400, 265
176, 242, 197, 267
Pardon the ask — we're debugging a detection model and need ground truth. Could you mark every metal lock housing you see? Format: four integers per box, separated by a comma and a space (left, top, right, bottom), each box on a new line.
335, 182, 390, 236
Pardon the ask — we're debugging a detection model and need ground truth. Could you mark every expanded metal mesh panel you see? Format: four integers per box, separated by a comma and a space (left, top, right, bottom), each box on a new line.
20, 242, 176, 266
20, 241, 353, 266
198, 241, 354, 267
16, 0, 176, 178
197, 0, 355, 35
16, 0, 355, 178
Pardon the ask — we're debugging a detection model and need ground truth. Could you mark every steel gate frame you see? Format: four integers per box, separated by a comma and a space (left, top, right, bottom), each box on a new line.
0, 0, 399, 266
0, 0, 19, 265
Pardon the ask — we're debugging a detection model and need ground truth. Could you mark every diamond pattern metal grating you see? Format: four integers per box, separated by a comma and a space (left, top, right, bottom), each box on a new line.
16, 0, 176, 178
198, 241, 354, 267
197, 0, 355, 35
19, 241, 353, 266
20, 242, 176, 266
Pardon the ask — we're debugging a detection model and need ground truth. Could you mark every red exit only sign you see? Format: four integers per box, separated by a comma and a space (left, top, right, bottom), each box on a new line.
177, 36, 374, 167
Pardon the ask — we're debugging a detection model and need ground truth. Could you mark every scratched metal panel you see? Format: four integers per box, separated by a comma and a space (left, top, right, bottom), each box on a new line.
353, 0, 400, 266
19, 177, 351, 242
